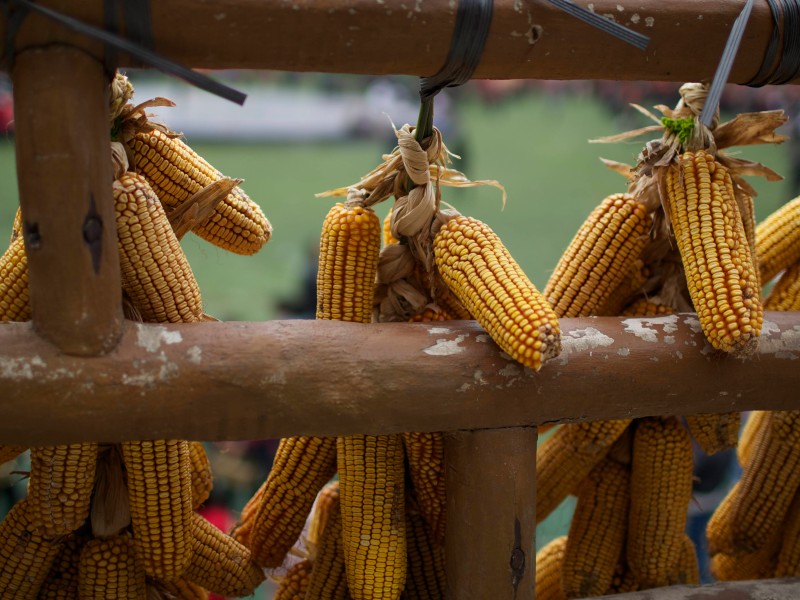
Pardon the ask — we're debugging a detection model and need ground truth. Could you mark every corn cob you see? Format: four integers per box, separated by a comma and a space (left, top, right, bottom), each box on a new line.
306, 492, 350, 600
27, 443, 99, 537
684, 413, 740, 456
729, 411, 800, 553
249, 436, 338, 568
183, 512, 265, 597
402, 492, 445, 600
308, 481, 340, 549
0, 233, 31, 321
665, 150, 762, 355
113, 172, 203, 323
755, 196, 800, 283
38, 531, 85, 600
596, 260, 649, 316
121, 439, 192, 579
604, 561, 639, 595
10, 206, 21, 243
627, 416, 694, 588
188, 441, 213, 510
339, 434, 406, 600
274, 559, 312, 600
78, 535, 147, 600
402, 432, 446, 545
231, 479, 266, 547
738, 411, 769, 467
383, 209, 398, 247
563, 457, 630, 598
0, 444, 26, 465
706, 481, 740, 557
316, 202, 381, 322
736, 190, 759, 289
129, 129, 271, 255
535, 536, 568, 600
0, 500, 62, 598
620, 298, 674, 317
710, 546, 778, 581
409, 305, 458, 323
764, 262, 800, 311
544, 194, 651, 318
775, 489, 800, 577
668, 535, 700, 585
152, 578, 209, 600
536, 420, 631, 523
434, 214, 560, 370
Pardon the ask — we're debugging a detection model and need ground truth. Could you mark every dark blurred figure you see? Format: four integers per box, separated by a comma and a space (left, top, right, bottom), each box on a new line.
276, 244, 319, 320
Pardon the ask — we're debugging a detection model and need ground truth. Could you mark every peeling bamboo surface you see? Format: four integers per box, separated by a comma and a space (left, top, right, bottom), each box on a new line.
0, 313, 798, 445
589, 577, 800, 599
0, 0, 777, 83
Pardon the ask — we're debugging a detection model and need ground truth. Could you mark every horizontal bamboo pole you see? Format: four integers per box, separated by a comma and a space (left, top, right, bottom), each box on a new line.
0, 313, 798, 445
1, 0, 777, 83
590, 577, 800, 599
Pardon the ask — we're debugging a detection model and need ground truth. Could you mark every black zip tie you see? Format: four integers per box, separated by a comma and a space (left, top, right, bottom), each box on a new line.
746, 0, 780, 86
768, 0, 800, 84
700, 0, 755, 128
6, 0, 246, 106
543, 0, 649, 51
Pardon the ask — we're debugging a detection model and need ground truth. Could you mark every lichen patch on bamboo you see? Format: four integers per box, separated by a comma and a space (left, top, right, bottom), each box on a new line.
135, 324, 183, 353
423, 334, 468, 356
556, 327, 615, 365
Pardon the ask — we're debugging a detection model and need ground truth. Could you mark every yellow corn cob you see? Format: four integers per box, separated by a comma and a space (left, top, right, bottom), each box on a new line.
409, 305, 457, 323
153, 578, 209, 600
563, 457, 630, 598
183, 512, 265, 597
121, 439, 192, 579
383, 209, 398, 246
0, 444, 26, 465
308, 481, 340, 549
684, 412, 740, 456
535, 536, 568, 600
544, 194, 651, 318
274, 559, 312, 600
188, 442, 212, 510
27, 443, 99, 537
0, 500, 62, 598
249, 436, 338, 568
755, 195, 800, 283
316, 201, 381, 322
665, 150, 762, 355
231, 479, 266, 547
38, 531, 85, 600
736, 190, 759, 289
339, 434, 406, 600
627, 416, 694, 588
729, 411, 800, 553
434, 215, 560, 370
738, 411, 769, 467
764, 262, 800, 311
402, 493, 445, 600
0, 233, 31, 321
620, 298, 674, 317
11, 206, 21, 243
402, 432, 446, 545
306, 492, 350, 600
604, 561, 639, 595
706, 481, 740, 557
667, 535, 700, 585
113, 172, 203, 323
129, 129, 271, 255
711, 547, 778, 581
536, 420, 631, 523
78, 535, 146, 600
775, 489, 800, 577
596, 260, 649, 316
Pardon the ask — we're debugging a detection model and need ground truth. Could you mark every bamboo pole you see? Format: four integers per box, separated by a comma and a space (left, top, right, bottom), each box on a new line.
0, 313, 798, 445
0, 0, 778, 83
588, 577, 800, 599
445, 427, 537, 600
11, 46, 122, 355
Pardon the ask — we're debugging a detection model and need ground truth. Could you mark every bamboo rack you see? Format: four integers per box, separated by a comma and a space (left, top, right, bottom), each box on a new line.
1, 1, 799, 598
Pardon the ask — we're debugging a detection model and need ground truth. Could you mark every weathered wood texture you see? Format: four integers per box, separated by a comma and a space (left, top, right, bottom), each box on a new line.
11, 47, 123, 356
589, 577, 800, 599
1, 0, 777, 82
445, 428, 537, 600
0, 313, 798, 445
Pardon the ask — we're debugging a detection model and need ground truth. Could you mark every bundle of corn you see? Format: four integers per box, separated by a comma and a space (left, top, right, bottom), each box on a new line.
110, 72, 272, 255
756, 198, 800, 310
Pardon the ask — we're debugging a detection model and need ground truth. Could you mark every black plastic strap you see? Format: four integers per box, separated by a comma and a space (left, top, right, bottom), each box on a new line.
700, 0, 755, 127
746, 0, 800, 86
3, 0, 246, 105
2, 0, 29, 71
543, 0, 649, 51
746, 0, 781, 86
420, 0, 493, 101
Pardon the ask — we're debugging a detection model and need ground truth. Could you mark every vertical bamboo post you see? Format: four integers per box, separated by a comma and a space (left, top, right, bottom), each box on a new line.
12, 46, 123, 355
445, 427, 538, 599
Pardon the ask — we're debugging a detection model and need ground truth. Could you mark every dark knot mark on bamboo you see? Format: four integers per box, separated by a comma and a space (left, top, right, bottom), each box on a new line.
82, 193, 103, 273
23, 220, 40, 250
510, 516, 525, 591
